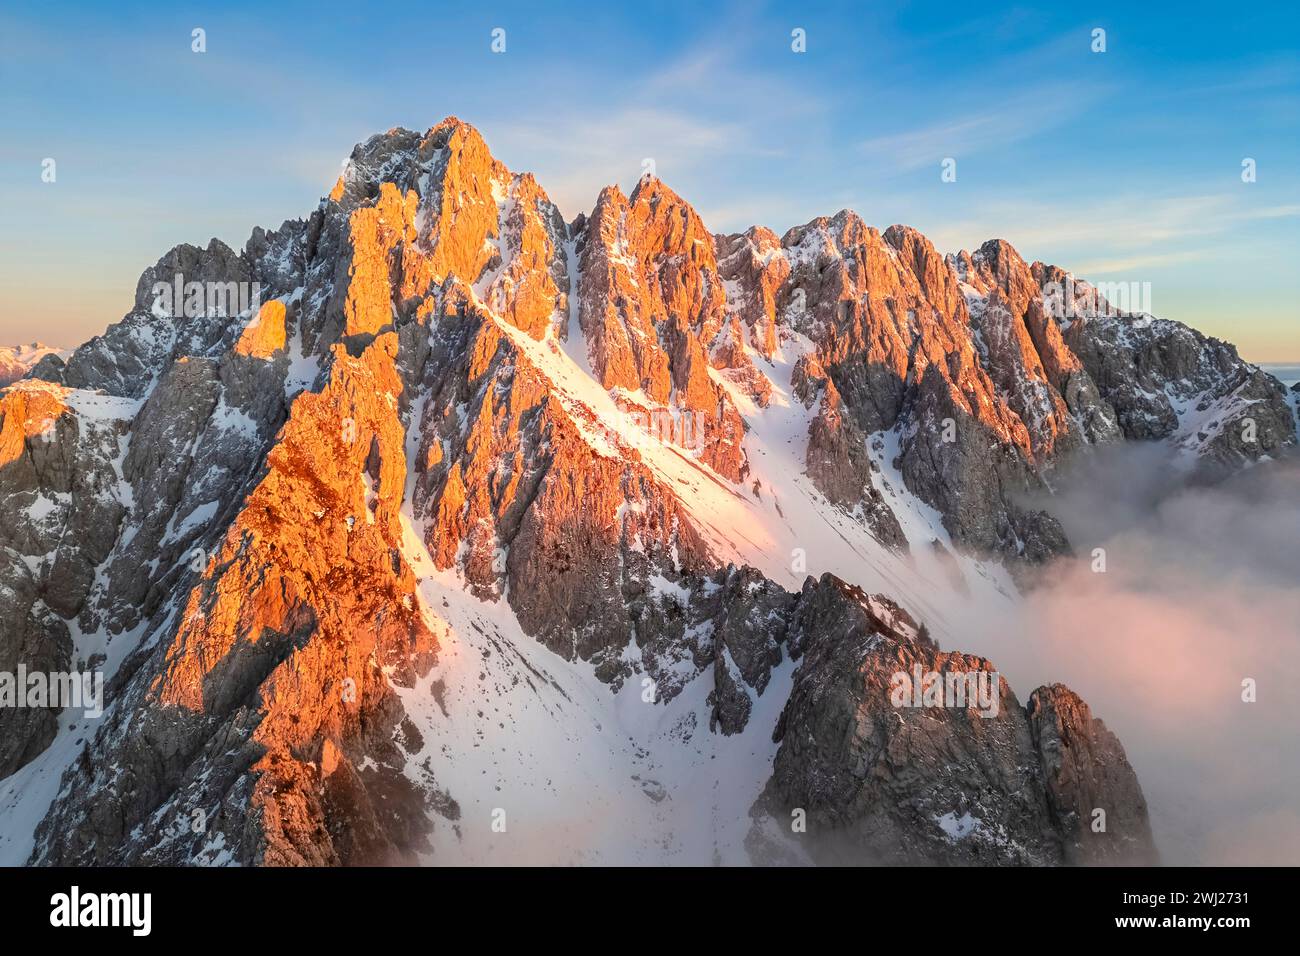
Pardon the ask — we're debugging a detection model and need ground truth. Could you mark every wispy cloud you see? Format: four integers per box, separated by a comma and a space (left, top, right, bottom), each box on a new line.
924, 195, 1300, 263
1069, 249, 1209, 275
484, 42, 830, 219
859, 112, 1036, 171
491, 107, 753, 217
857, 83, 1107, 173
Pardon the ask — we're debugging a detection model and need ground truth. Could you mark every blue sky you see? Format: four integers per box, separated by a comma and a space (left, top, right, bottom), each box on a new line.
2, 0, 1297, 359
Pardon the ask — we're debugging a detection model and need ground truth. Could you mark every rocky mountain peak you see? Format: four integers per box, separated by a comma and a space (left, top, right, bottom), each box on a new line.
2, 116, 1293, 867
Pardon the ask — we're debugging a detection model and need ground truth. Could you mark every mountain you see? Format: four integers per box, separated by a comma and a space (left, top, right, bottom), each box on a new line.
0, 344, 67, 387
1, 117, 1293, 866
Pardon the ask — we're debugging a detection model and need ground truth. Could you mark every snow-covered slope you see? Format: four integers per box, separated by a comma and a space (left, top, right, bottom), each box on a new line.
3, 117, 1284, 867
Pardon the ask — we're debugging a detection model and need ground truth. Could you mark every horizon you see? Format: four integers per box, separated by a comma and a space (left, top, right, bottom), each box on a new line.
2, 0, 1297, 360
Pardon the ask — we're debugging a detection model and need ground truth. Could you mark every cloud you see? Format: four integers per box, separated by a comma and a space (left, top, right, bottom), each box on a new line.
853, 56, 1112, 172
490, 108, 752, 219
954, 448, 1300, 865
858, 108, 1052, 172
1068, 249, 1210, 275
924, 195, 1300, 270
479, 41, 831, 222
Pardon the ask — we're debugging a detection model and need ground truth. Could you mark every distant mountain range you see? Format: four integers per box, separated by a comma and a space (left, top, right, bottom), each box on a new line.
0, 344, 67, 387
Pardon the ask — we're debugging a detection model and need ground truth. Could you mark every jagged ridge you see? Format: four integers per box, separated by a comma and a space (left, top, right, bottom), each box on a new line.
3, 116, 1291, 865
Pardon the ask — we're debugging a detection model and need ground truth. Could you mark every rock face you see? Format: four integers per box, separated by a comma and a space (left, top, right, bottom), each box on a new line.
32, 334, 438, 865
1061, 308, 1295, 472
720, 216, 1077, 568
750, 575, 1157, 865
1027, 684, 1156, 865
0, 383, 129, 779
718, 223, 1297, 569
575, 177, 751, 480
1, 116, 1288, 867
802, 377, 908, 551
408, 278, 715, 681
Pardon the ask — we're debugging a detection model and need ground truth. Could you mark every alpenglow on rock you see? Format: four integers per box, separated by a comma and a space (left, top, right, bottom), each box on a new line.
2, 117, 1292, 866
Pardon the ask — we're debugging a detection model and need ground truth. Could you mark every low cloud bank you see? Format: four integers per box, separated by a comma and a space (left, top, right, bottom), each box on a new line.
958, 447, 1300, 865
